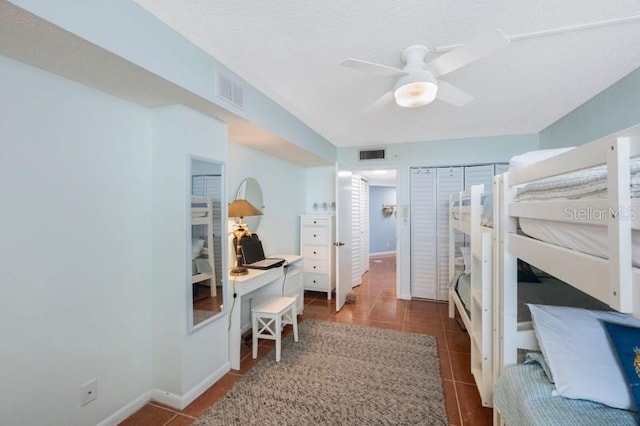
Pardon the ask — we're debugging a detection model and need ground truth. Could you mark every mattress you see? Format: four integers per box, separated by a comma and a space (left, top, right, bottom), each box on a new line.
451, 194, 494, 227
519, 218, 640, 267
494, 362, 636, 425
517, 276, 609, 322
451, 272, 471, 313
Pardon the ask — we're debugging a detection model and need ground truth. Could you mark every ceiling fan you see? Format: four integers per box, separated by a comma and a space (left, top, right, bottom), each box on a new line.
341, 29, 510, 109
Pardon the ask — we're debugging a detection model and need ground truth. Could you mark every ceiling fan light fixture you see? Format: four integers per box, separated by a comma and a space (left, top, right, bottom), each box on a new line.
393, 71, 438, 108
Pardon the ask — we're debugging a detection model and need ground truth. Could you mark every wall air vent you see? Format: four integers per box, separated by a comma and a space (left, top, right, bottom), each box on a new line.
359, 149, 386, 160
216, 72, 245, 109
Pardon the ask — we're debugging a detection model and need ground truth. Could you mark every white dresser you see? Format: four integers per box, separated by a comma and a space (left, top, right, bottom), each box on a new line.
300, 215, 336, 300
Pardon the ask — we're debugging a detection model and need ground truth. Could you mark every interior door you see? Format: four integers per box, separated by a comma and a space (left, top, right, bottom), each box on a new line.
335, 164, 353, 311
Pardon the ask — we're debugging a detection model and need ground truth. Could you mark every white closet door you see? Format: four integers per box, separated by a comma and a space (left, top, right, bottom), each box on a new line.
192, 175, 223, 286
464, 164, 495, 194
351, 175, 362, 287
436, 167, 464, 300
494, 163, 509, 175
360, 178, 370, 277
410, 168, 438, 299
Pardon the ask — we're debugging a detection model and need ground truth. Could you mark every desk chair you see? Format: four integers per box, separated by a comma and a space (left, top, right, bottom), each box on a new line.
251, 296, 299, 362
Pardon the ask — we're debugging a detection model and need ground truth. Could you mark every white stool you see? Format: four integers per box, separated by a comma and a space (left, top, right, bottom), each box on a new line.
251, 296, 299, 362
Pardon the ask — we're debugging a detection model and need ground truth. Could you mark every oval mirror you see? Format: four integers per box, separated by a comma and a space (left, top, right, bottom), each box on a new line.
236, 177, 263, 231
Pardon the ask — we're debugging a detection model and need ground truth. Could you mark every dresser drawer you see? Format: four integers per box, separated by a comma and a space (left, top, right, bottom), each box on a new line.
302, 227, 329, 245
303, 272, 329, 290
302, 217, 329, 227
303, 259, 328, 274
302, 245, 329, 259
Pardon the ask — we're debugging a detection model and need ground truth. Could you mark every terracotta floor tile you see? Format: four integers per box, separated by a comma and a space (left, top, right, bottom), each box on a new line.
449, 351, 475, 384
456, 381, 493, 426
165, 414, 198, 425
181, 373, 242, 418
443, 379, 461, 426
368, 304, 406, 323
119, 404, 177, 426
445, 329, 471, 353
438, 350, 453, 381
403, 322, 445, 338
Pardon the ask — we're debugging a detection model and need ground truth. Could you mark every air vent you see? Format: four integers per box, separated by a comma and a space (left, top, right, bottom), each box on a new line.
359, 149, 386, 160
216, 72, 245, 109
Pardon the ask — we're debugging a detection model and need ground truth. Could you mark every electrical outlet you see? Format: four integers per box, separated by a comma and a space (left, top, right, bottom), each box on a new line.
81, 379, 97, 406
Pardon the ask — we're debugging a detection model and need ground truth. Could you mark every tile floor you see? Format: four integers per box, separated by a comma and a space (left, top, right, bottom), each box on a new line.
120, 254, 492, 425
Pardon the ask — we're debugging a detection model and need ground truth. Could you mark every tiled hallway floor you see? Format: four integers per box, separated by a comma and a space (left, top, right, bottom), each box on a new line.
121, 254, 492, 425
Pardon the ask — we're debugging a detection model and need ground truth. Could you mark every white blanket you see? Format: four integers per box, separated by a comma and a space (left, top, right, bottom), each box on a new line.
514, 158, 640, 201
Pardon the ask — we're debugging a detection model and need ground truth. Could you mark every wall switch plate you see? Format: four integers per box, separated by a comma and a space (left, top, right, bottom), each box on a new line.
81, 379, 97, 406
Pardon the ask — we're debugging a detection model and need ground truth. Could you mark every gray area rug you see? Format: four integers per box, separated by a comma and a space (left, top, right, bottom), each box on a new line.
195, 319, 447, 425
194, 310, 216, 325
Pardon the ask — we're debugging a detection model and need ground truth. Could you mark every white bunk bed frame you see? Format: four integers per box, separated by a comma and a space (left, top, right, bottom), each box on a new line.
448, 184, 494, 407
192, 195, 216, 297
494, 125, 640, 423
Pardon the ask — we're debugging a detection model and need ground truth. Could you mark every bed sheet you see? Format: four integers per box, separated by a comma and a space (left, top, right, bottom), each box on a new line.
519, 218, 640, 267
495, 363, 636, 425
450, 273, 471, 314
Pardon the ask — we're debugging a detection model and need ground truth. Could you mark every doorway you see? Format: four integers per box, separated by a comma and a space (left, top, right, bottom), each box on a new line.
358, 169, 398, 291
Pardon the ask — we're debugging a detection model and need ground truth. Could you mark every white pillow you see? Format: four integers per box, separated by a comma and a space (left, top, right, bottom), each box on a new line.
191, 238, 205, 259
528, 304, 640, 410
509, 147, 574, 172
459, 246, 471, 273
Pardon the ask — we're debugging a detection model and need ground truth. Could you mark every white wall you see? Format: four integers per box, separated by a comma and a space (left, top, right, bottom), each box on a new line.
0, 56, 152, 426
150, 105, 229, 401
228, 143, 306, 256
304, 166, 336, 215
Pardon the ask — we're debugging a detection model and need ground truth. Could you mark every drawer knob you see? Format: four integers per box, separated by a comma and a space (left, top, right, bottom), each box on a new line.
313, 234, 317, 237
313, 266, 316, 269
313, 251, 317, 254
313, 220, 317, 224
313, 280, 316, 283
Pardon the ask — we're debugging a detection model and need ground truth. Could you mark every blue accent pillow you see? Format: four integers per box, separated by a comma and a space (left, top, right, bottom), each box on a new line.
603, 321, 640, 412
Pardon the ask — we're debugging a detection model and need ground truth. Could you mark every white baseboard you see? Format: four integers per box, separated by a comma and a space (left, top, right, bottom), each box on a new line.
152, 362, 230, 410
98, 362, 230, 425
98, 391, 152, 426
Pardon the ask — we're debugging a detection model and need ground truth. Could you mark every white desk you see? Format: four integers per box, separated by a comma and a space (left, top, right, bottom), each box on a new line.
228, 254, 302, 370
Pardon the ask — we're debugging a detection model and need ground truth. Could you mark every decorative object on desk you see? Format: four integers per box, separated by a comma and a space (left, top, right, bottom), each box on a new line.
228, 199, 263, 276
195, 320, 447, 425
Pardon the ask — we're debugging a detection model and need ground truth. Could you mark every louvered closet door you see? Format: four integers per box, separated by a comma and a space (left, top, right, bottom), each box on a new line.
192, 175, 223, 286
410, 168, 438, 299
351, 175, 362, 287
360, 179, 370, 276
464, 165, 495, 194
436, 167, 464, 300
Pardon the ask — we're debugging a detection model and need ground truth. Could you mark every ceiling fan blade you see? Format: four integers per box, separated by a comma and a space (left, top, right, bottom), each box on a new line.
428, 29, 510, 78
436, 81, 474, 106
364, 91, 394, 113
341, 58, 407, 77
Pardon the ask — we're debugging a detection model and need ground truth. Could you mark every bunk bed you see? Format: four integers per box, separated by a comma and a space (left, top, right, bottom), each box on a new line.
191, 196, 216, 298
493, 126, 640, 425
449, 184, 494, 407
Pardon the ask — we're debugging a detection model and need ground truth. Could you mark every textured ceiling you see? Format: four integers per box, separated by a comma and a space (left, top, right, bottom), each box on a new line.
136, 1, 640, 148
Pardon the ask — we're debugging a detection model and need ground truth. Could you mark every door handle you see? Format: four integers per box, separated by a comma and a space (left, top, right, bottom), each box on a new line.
334, 242, 345, 247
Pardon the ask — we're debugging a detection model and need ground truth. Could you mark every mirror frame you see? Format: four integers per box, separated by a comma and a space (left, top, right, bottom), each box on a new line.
236, 177, 264, 231
187, 155, 228, 334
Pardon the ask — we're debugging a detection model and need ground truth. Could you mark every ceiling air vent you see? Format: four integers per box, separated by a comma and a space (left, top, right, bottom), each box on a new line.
359, 149, 386, 160
217, 72, 244, 109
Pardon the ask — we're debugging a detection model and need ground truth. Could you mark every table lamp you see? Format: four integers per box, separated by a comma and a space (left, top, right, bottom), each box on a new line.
228, 199, 263, 276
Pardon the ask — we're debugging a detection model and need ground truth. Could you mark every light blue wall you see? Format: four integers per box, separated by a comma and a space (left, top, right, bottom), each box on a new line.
540, 68, 640, 148
369, 186, 397, 254
9, 0, 337, 163
0, 55, 153, 426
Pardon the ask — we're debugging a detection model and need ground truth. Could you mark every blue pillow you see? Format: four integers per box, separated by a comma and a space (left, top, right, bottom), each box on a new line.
603, 321, 640, 411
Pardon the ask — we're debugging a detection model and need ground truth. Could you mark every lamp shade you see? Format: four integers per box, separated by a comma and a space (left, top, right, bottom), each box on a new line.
228, 199, 263, 218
